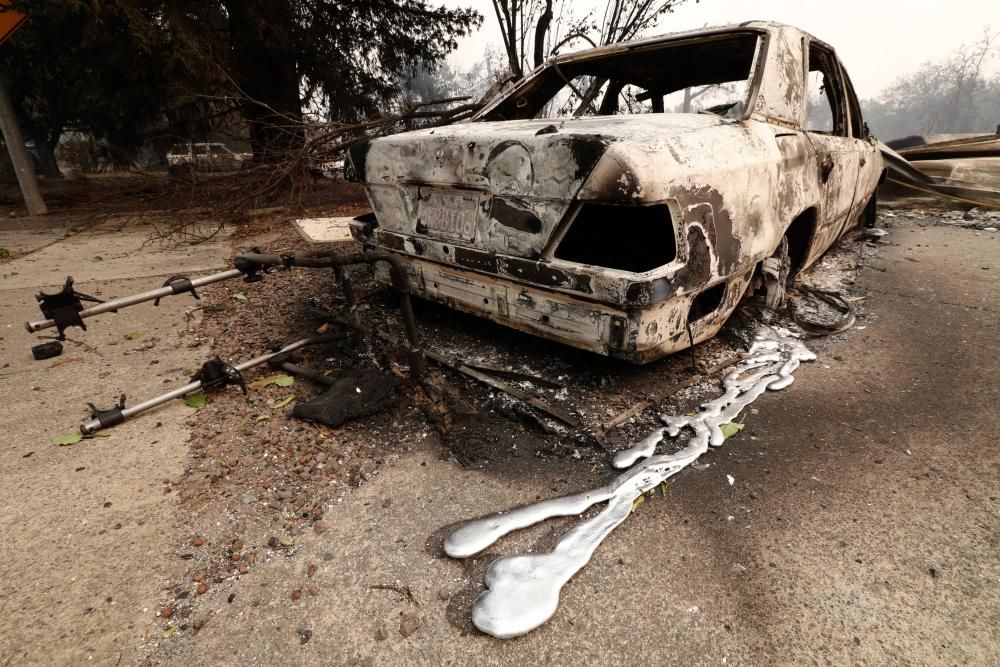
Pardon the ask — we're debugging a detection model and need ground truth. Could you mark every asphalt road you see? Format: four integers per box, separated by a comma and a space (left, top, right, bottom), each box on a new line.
2, 214, 997, 665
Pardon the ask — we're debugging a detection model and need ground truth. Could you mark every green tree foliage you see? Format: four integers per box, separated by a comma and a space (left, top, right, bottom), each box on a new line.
221, 0, 481, 160
2, 1, 187, 175
1, 1, 481, 170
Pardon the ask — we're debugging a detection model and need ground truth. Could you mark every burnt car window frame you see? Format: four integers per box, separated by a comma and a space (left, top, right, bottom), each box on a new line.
840, 64, 867, 139
473, 28, 769, 123
804, 39, 850, 138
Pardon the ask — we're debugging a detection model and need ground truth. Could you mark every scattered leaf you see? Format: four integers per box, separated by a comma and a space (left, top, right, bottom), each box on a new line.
247, 377, 271, 390
271, 395, 295, 409
0, 247, 10, 258
162, 625, 179, 638
659, 481, 669, 496
247, 374, 295, 390
280, 536, 295, 547
254, 414, 270, 423
52, 431, 83, 446
185, 392, 207, 409
631, 494, 645, 513
232, 292, 247, 301
91, 255, 103, 262
124, 331, 140, 340
316, 322, 330, 334
233, 419, 248, 430
719, 422, 745, 440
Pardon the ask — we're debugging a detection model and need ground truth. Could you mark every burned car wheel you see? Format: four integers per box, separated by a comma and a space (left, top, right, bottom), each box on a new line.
762, 236, 791, 311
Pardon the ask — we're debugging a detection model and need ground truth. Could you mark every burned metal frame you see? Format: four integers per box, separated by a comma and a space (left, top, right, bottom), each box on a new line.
79, 333, 351, 434
25, 249, 425, 377
233, 250, 425, 377
26, 268, 248, 337
24, 246, 435, 436
473, 27, 769, 124
29, 245, 587, 435
346, 22, 887, 363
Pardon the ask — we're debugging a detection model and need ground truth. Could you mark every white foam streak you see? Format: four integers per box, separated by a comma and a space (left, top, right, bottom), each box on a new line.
444, 327, 815, 639
611, 428, 666, 468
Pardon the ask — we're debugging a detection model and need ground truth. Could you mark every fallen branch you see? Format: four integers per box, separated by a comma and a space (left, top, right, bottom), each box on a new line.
83, 94, 485, 245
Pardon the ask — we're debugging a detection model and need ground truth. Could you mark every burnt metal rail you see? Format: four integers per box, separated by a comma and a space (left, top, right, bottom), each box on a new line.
234, 250, 425, 376
268, 354, 337, 387
25, 250, 424, 378
423, 348, 578, 427
25, 268, 247, 338
22, 248, 432, 435
80, 333, 349, 435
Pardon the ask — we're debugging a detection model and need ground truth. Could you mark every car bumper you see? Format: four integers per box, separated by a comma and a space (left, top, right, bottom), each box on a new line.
372, 254, 753, 363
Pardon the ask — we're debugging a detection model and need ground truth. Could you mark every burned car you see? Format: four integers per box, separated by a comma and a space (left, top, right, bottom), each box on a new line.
347, 22, 884, 363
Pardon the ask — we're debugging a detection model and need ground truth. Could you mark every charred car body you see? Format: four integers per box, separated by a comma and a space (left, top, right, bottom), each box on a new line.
347, 22, 884, 363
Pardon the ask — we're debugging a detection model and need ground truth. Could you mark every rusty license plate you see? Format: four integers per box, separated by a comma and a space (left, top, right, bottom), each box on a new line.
418, 190, 481, 241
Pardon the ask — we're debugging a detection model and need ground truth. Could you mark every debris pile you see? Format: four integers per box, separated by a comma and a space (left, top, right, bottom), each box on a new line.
21, 205, 881, 647
880, 207, 1000, 231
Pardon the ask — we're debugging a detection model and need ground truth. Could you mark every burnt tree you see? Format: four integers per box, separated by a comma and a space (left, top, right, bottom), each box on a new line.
492, 0, 691, 81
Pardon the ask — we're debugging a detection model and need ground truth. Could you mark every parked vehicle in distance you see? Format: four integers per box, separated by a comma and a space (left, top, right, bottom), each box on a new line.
346, 21, 886, 363
167, 142, 250, 172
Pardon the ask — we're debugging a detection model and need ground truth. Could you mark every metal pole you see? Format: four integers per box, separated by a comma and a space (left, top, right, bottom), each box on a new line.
271, 359, 336, 387
79, 333, 347, 434
0, 72, 46, 216
26, 268, 244, 333
236, 251, 426, 377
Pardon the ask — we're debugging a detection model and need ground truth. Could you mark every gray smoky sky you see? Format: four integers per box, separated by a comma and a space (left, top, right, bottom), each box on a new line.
443, 0, 1000, 99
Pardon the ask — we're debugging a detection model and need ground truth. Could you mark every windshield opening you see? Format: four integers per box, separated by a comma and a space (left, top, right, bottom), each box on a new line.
478, 31, 762, 122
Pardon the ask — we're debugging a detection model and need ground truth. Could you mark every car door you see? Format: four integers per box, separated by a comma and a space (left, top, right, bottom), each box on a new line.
802, 42, 863, 255
841, 65, 882, 228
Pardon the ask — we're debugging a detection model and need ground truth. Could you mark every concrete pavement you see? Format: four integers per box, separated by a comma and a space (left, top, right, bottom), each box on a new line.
152, 217, 1000, 665
2, 214, 997, 665
0, 217, 232, 665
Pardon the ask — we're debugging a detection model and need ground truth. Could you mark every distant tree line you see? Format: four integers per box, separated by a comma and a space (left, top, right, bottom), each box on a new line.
863, 28, 1000, 141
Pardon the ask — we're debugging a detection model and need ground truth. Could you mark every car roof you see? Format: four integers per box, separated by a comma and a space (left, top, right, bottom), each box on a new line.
546, 21, 824, 66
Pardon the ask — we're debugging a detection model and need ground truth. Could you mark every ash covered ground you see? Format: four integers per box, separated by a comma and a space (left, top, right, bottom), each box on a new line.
152, 192, 898, 634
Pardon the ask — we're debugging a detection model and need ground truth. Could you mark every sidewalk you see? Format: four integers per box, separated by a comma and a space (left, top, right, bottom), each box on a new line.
0, 218, 231, 665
